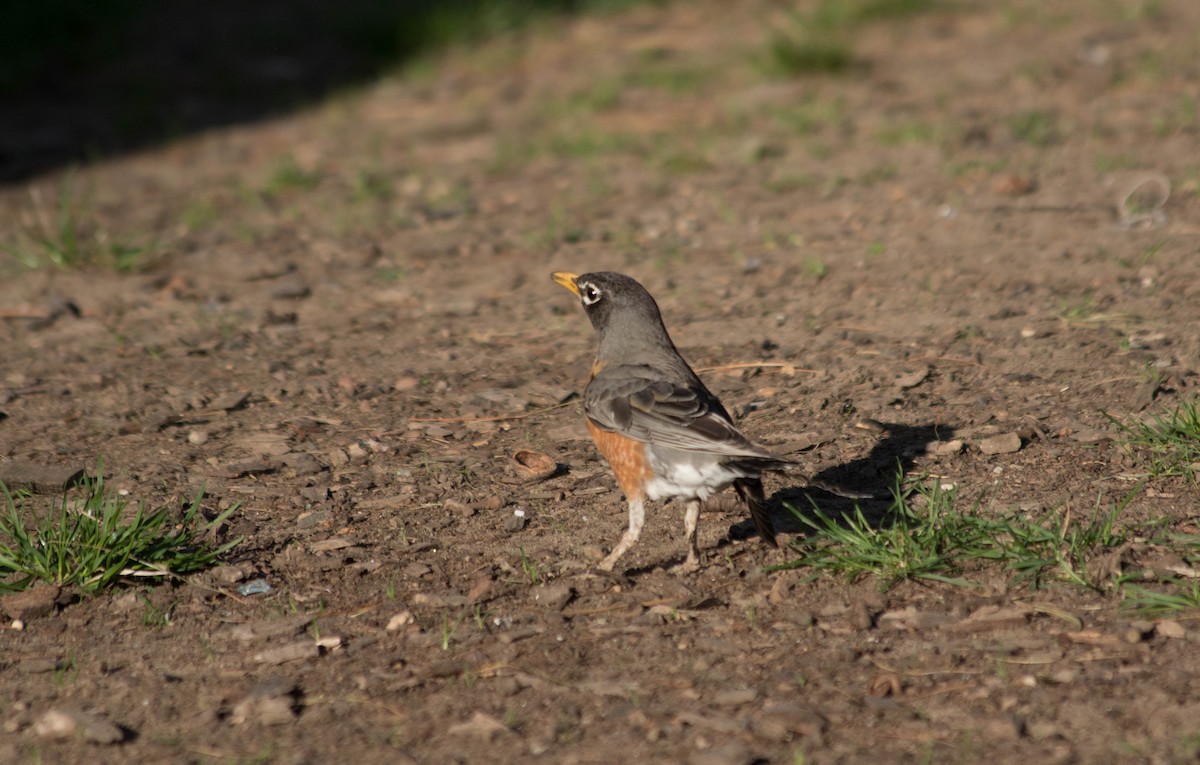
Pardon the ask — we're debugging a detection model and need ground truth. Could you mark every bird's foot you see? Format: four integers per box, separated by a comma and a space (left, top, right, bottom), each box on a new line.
669, 556, 700, 575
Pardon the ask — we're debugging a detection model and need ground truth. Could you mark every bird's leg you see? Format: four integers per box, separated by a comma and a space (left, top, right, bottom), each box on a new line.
599, 497, 645, 572
670, 499, 702, 574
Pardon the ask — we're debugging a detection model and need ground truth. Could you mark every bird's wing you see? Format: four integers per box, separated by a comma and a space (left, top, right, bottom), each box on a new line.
585, 365, 780, 460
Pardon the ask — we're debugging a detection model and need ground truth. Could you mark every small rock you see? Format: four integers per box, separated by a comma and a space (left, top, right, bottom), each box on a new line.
979, 432, 1022, 455
530, 582, 574, 611
230, 678, 299, 726
209, 391, 251, 411
895, 367, 929, 390
0, 462, 85, 494
444, 498, 475, 516
269, 276, 311, 300
386, 611, 415, 631
504, 511, 527, 533
282, 452, 323, 476
466, 576, 496, 604
1156, 619, 1187, 639
295, 509, 332, 529
929, 439, 964, 456
34, 709, 125, 744
853, 418, 886, 434
0, 584, 60, 621
447, 711, 509, 740
187, 429, 209, 445
310, 537, 355, 553
993, 174, 1036, 196
712, 689, 757, 707
210, 565, 251, 585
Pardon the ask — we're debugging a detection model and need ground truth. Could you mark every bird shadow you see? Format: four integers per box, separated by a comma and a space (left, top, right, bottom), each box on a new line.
728, 421, 956, 542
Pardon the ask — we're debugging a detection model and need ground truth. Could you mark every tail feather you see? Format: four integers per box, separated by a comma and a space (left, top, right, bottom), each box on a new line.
733, 477, 778, 548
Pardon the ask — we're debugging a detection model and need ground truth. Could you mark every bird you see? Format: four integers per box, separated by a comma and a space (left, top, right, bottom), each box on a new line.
551, 270, 791, 573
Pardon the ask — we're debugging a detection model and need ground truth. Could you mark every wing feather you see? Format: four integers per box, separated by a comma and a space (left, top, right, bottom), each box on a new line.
585, 365, 784, 462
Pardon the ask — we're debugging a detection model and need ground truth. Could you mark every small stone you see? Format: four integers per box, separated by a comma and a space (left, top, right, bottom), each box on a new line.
979, 432, 1022, 455
210, 565, 251, 585
230, 678, 299, 726
281, 452, 323, 476
466, 576, 496, 604
895, 367, 929, 389
447, 711, 509, 740
530, 582, 574, 611
34, 709, 124, 744
187, 430, 209, 445
929, 439, 964, 456
853, 418, 886, 434
386, 611, 415, 631
0, 462, 85, 494
0, 584, 61, 621
309, 537, 355, 553
444, 498, 475, 516
209, 391, 251, 411
504, 512, 527, 533
1157, 619, 1187, 639
712, 689, 757, 707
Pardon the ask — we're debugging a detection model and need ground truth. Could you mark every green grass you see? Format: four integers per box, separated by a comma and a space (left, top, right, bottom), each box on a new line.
264, 154, 321, 196
517, 546, 541, 586
1107, 398, 1200, 481
0, 470, 239, 594
1009, 109, 1061, 146
782, 476, 1152, 592
4, 170, 159, 272
760, 0, 941, 77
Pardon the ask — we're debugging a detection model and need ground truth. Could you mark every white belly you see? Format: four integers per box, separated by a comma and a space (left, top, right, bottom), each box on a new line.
642, 447, 744, 502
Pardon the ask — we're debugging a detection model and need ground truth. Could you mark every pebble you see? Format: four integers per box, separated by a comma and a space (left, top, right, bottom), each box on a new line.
187, 429, 209, 445
34, 709, 125, 744
530, 582, 574, 611
1156, 619, 1187, 639
446, 711, 509, 740
978, 432, 1022, 455
0, 584, 60, 621
0, 462, 84, 494
230, 678, 299, 726
929, 439, 964, 456
386, 611, 415, 631
504, 511, 527, 533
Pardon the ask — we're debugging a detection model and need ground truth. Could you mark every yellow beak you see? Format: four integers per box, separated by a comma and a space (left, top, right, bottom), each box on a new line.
551, 271, 581, 297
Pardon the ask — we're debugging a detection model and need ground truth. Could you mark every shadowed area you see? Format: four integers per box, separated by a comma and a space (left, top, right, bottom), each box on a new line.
1, 0, 641, 183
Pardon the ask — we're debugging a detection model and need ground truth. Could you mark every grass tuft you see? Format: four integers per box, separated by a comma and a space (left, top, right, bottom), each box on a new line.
1107, 398, 1200, 481
0, 470, 239, 594
781, 475, 1143, 592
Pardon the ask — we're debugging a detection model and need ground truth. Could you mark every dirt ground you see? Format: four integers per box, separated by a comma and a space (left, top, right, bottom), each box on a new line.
3, 1, 1200, 762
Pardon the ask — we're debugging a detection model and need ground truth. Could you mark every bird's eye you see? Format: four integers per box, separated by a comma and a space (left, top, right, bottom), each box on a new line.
581, 284, 602, 305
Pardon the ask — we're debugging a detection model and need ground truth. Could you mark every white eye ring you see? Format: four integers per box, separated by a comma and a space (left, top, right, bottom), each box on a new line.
581, 283, 602, 305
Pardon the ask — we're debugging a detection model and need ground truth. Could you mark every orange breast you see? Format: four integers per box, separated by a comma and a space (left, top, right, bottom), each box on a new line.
586, 419, 651, 501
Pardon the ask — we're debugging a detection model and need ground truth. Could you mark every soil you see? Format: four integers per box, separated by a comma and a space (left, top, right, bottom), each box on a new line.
3, 1, 1200, 762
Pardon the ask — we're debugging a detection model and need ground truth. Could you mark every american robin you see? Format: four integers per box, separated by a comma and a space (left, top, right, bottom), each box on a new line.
552, 270, 790, 572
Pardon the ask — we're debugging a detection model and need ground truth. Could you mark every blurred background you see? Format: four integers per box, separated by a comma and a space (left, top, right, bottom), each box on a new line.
2, 0, 645, 182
